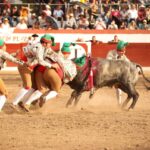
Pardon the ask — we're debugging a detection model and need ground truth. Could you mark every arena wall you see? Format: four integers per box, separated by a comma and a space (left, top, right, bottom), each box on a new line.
1, 29, 150, 67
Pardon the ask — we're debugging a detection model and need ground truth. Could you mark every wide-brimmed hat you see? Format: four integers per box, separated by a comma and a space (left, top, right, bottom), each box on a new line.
117, 40, 128, 51
40, 34, 55, 46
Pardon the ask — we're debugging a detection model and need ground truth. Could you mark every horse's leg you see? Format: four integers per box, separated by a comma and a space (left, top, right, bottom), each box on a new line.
66, 90, 77, 107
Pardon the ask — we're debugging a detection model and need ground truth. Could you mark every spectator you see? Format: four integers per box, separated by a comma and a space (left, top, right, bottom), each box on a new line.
137, 5, 147, 28
95, 17, 107, 30
127, 4, 138, 23
1, 18, 11, 30
38, 12, 47, 29
28, 13, 37, 28
128, 20, 138, 29
43, 4, 52, 17
108, 20, 118, 29
53, 5, 64, 28
78, 15, 89, 29
63, 13, 77, 29
16, 18, 28, 29
10, 5, 19, 27
32, 20, 41, 29
19, 6, 30, 22
119, 21, 128, 29
141, 19, 150, 30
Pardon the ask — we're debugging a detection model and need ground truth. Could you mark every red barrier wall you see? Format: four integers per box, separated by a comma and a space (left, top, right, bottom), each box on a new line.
91, 43, 150, 67
5, 43, 150, 67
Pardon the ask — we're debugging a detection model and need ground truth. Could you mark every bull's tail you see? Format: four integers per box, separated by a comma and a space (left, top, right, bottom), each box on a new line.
136, 64, 150, 83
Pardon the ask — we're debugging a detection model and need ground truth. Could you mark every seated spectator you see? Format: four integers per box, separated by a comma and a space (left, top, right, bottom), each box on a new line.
128, 20, 138, 30
38, 12, 47, 29
108, 35, 120, 43
16, 18, 28, 29
141, 19, 150, 30
63, 13, 77, 29
95, 17, 106, 30
78, 16, 89, 29
1, 18, 11, 30
119, 21, 128, 29
27, 13, 37, 28
108, 20, 118, 29
32, 20, 41, 29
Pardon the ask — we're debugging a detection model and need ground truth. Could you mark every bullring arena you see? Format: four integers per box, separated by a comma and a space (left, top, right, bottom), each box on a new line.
0, 29, 150, 150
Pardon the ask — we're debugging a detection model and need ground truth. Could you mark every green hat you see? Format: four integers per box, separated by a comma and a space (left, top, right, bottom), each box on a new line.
117, 40, 128, 51
40, 34, 55, 46
62, 42, 71, 47
61, 46, 71, 54
0, 39, 5, 48
74, 55, 86, 67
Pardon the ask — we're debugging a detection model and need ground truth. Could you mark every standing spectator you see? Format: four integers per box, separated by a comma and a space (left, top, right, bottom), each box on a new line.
110, 8, 121, 28
38, 12, 47, 29
137, 5, 147, 29
127, 4, 138, 23
43, 4, 52, 17
19, 6, 30, 22
10, 5, 19, 27
53, 5, 64, 28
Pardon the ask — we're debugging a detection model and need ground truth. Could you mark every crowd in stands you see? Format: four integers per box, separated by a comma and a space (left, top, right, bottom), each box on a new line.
0, 0, 150, 31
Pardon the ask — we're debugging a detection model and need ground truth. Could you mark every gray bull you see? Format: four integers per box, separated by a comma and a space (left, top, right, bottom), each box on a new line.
66, 57, 150, 110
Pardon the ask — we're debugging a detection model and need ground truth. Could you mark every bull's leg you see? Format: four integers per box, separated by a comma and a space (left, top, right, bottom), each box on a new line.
128, 91, 139, 110
66, 90, 77, 107
74, 92, 82, 106
121, 95, 132, 109
89, 87, 97, 99
124, 83, 139, 110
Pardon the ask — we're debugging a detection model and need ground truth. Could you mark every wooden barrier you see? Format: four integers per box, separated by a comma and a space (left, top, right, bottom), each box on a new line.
5, 42, 150, 67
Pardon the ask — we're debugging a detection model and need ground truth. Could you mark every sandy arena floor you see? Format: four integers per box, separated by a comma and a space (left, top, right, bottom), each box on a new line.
0, 71, 150, 150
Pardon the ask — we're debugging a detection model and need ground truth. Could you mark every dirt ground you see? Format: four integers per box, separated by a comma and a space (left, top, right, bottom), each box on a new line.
0, 71, 150, 150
